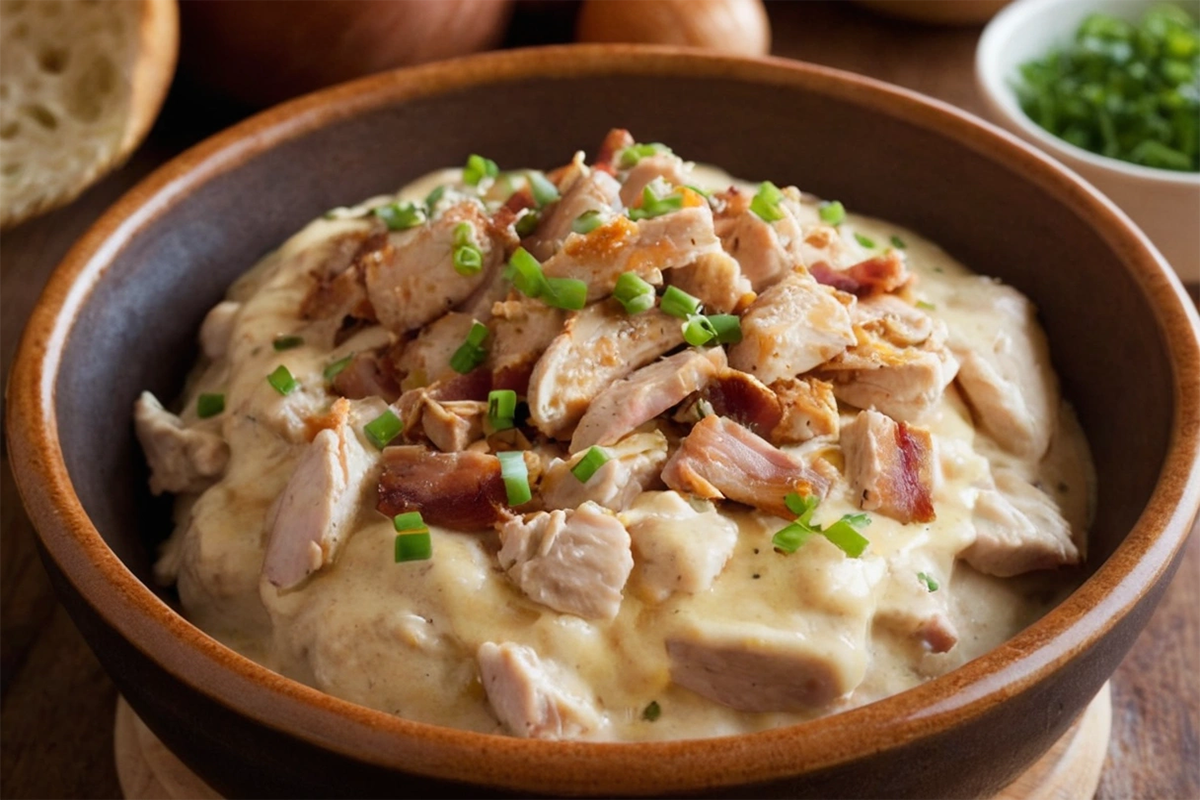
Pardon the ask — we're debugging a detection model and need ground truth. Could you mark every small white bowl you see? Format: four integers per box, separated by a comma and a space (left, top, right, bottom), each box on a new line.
978, 0, 1200, 282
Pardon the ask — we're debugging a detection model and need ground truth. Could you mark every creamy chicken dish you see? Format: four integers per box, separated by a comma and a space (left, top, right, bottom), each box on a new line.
135, 130, 1093, 741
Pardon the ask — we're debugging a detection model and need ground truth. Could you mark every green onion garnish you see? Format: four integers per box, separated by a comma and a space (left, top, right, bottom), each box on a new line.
452, 222, 484, 276
571, 446, 611, 483
613, 272, 656, 314
572, 209, 606, 235
505, 247, 550, 297
364, 409, 404, 449
542, 277, 588, 311
514, 210, 541, 237
818, 200, 846, 226
821, 513, 871, 558
705, 314, 742, 345
891, 234, 907, 249
773, 494, 868, 557
273, 335, 304, 351
916, 300, 937, 311
449, 321, 489, 374
918, 571, 940, 592
684, 184, 713, 198
526, 171, 560, 207
323, 353, 354, 381
628, 185, 683, 221
618, 142, 671, 169
497, 450, 532, 506
373, 201, 426, 231
854, 232, 877, 249
393, 511, 427, 533
642, 700, 662, 722
749, 181, 785, 222
267, 365, 299, 396
660, 285, 702, 319
425, 185, 447, 210
682, 314, 717, 347
463, 154, 499, 186
197, 393, 225, 419
488, 389, 518, 431
394, 531, 432, 562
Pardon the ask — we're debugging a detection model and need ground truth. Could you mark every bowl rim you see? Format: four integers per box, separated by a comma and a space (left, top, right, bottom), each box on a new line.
976, 0, 1200, 185
7, 44, 1200, 795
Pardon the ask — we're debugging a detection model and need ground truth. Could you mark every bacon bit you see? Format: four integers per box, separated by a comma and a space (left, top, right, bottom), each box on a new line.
377, 446, 508, 530
841, 410, 935, 524
428, 367, 492, 403
492, 362, 534, 396
331, 351, 401, 403
894, 420, 936, 523
702, 369, 782, 438
593, 128, 634, 174
810, 251, 909, 298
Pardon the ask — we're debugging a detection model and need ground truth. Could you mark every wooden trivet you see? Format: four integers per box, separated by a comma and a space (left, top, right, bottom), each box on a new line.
115, 682, 1112, 799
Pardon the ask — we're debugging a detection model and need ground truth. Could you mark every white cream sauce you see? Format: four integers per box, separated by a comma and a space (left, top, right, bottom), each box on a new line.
149, 163, 1094, 741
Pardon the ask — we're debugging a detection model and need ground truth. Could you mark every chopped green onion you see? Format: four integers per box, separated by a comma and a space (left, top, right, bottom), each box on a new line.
749, 181, 785, 222
821, 513, 871, 558
497, 450, 532, 506
854, 232, 877, 249
785, 491, 819, 521
916, 300, 937, 311
463, 154, 499, 186
526, 171, 560, 207
505, 247, 550, 297
918, 571, 940, 592
425, 185, 447, 210
613, 272, 656, 314
373, 201, 425, 231
323, 353, 354, 381
818, 200, 846, 226
705, 314, 742, 345
660, 285, 702, 319
451, 222, 483, 276
628, 186, 683, 221
572, 209, 606, 235
642, 700, 662, 722
890, 234, 907, 249
542, 277, 588, 311
682, 314, 717, 347
273, 335, 304, 351
196, 393, 225, 419
488, 389, 518, 431
772, 522, 818, 554
394, 531, 432, 562
514, 210, 541, 237
450, 321, 489, 374
393, 511, 427, 533
267, 365, 299, 396
684, 184, 713, 198
364, 409, 404, 449
618, 142, 671, 169
571, 446, 611, 483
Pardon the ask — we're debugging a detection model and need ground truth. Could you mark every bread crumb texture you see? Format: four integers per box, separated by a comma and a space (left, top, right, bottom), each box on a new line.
1, 0, 142, 227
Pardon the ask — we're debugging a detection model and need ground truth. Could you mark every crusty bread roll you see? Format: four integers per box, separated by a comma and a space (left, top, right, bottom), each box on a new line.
0, 0, 177, 229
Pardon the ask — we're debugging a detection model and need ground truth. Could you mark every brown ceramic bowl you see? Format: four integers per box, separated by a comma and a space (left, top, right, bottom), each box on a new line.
7, 46, 1200, 798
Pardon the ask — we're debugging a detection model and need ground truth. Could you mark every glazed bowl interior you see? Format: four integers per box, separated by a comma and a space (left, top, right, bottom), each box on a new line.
12, 46, 1200, 798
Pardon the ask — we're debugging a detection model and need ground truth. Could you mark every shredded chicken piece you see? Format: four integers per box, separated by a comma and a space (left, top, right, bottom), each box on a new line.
541, 431, 668, 512
477, 642, 600, 739
134, 392, 228, 495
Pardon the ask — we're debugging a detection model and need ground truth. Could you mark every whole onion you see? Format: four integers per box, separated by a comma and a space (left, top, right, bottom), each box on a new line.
180, 0, 516, 108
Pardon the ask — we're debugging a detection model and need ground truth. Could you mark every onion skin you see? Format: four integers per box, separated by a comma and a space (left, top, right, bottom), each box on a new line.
180, 0, 516, 108
576, 0, 770, 56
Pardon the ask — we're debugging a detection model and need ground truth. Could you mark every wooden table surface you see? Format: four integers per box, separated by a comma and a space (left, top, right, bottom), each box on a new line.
2, 3, 1197, 798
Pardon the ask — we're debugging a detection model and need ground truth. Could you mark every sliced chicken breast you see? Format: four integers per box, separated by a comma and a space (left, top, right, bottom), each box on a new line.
134, 392, 229, 496
477, 642, 601, 740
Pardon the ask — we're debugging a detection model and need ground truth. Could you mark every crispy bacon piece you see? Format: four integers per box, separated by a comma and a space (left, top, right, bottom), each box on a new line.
809, 251, 910, 298
593, 128, 634, 174
330, 350, 401, 403
701, 369, 783, 439
377, 446, 509, 530
661, 415, 834, 519
840, 410, 935, 524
